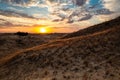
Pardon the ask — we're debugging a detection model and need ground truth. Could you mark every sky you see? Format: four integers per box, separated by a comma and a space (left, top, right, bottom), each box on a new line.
0, 0, 120, 33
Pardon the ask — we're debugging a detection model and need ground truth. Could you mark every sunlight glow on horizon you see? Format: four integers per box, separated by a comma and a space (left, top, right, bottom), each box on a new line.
39, 27, 47, 33
0, 25, 78, 33
34, 26, 52, 33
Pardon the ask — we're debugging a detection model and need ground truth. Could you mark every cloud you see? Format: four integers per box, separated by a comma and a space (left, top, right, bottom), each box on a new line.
73, 0, 88, 6
0, 14, 34, 27
0, 9, 36, 19
0, 11, 64, 28
78, 14, 92, 21
0, 9, 40, 27
103, 0, 120, 12
0, 0, 38, 7
1, 0, 115, 20
0, 0, 119, 27
44, 0, 114, 23
7, 7, 24, 12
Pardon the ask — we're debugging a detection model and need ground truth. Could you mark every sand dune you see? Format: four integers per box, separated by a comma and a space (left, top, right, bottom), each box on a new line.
0, 17, 120, 80
62, 17, 120, 39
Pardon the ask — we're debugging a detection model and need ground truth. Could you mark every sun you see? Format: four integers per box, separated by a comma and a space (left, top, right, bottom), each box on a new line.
34, 27, 51, 33
39, 28, 47, 33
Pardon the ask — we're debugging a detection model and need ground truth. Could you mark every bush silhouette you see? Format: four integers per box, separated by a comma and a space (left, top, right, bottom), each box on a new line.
15, 32, 28, 36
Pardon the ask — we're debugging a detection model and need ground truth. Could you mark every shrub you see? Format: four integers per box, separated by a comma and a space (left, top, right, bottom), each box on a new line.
14, 32, 28, 36
0, 39, 6, 45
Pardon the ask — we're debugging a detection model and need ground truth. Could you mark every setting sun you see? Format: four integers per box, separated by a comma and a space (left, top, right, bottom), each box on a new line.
39, 28, 47, 33
34, 26, 52, 33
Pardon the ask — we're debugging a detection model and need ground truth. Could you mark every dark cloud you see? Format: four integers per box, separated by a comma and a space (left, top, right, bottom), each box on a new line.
0, 18, 6, 21
78, 14, 92, 21
0, 9, 39, 27
0, 0, 39, 7
95, 9, 114, 15
1, 0, 30, 4
0, 0, 25, 4
0, 21, 14, 27
0, 18, 21, 27
73, 0, 87, 6
0, 9, 37, 19
52, 19, 62, 22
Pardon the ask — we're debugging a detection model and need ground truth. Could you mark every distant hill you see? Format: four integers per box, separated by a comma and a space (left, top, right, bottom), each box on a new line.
0, 17, 120, 80
62, 16, 120, 39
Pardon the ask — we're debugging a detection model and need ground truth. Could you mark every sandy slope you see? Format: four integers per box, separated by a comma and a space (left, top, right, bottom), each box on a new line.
0, 17, 120, 80
62, 16, 120, 39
